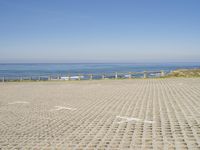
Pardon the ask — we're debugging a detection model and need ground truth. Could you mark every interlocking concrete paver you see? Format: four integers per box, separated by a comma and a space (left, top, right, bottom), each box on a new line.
0, 78, 200, 149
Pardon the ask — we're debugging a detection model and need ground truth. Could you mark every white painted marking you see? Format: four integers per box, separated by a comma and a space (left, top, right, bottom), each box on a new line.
50, 106, 77, 111
116, 116, 154, 124
8, 101, 29, 105
143, 120, 155, 124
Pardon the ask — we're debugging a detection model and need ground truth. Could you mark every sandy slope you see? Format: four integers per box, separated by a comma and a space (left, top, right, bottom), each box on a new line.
0, 78, 200, 149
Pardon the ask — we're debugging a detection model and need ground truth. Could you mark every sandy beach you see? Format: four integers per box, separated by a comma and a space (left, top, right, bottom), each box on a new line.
0, 78, 200, 149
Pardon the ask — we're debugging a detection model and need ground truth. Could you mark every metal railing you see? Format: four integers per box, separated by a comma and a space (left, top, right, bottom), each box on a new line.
0, 70, 166, 82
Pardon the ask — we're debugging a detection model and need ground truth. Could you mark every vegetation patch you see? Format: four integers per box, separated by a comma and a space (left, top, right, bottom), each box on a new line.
167, 69, 200, 77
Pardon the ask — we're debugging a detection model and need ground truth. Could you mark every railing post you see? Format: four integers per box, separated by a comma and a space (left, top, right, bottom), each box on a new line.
68, 75, 71, 81
102, 74, 105, 80
90, 74, 93, 80
115, 72, 118, 79
2, 77, 5, 82
57, 75, 60, 80
161, 70, 165, 77
78, 74, 81, 80
144, 71, 147, 78
129, 72, 132, 79
48, 76, 51, 81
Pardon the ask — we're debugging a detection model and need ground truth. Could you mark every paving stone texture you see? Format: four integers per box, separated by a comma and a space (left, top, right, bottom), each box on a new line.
0, 78, 200, 149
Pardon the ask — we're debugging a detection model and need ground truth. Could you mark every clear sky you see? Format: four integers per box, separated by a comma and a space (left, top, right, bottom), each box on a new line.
0, 0, 200, 63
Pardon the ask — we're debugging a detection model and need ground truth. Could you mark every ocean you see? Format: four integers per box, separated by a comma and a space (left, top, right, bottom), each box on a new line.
0, 63, 200, 78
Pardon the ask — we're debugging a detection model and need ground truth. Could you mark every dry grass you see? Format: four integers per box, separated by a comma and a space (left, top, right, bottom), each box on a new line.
167, 69, 200, 77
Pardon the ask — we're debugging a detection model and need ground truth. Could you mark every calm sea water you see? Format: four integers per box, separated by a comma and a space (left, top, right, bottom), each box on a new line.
0, 63, 200, 77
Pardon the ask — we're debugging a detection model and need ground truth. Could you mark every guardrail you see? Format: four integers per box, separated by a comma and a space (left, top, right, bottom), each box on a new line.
0, 70, 166, 82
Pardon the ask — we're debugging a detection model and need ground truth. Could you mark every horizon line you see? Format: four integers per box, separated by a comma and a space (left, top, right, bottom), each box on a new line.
1, 62, 200, 64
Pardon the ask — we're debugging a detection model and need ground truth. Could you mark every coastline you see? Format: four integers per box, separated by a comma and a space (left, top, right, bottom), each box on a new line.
1, 68, 200, 83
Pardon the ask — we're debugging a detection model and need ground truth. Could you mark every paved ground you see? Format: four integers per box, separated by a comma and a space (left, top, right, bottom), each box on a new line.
0, 78, 200, 150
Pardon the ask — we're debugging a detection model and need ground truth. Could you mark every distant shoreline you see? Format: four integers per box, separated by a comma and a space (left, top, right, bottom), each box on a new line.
0, 63, 200, 78
1, 69, 200, 83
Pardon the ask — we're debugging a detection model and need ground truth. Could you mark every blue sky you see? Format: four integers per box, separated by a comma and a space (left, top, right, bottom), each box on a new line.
0, 0, 200, 63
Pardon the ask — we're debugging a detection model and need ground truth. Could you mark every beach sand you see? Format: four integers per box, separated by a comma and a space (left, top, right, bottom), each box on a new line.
0, 78, 200, 149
